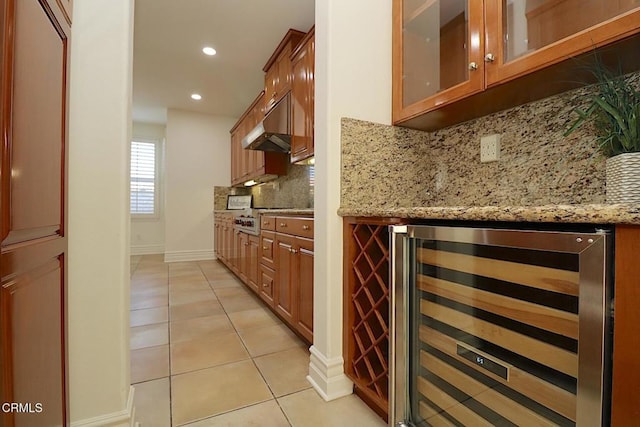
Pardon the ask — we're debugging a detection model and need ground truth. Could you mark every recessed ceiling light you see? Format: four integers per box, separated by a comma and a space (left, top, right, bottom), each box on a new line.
202, 47, 217, 56
191, 93, 202, 101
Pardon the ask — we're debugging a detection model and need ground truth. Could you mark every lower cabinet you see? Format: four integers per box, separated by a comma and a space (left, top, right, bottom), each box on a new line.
214, 213, 314, 344
274, 233, 296, 325
259, 264, 275, 305
247, 235, 260, 292
271, 218, 314, 343
342, 216, 404, 421
274, 234, 314, 342
296, 237, 314, 342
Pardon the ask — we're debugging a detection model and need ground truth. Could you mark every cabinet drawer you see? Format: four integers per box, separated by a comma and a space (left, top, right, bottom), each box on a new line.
275, 216, 314, 239
261, 215, 276, 231
259, 264, 275, 306
260, 231, 275, 269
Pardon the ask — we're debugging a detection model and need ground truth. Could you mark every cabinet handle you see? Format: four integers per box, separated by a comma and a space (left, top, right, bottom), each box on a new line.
263, 221, 270, 226
262, 246, 269, 250
244, 242, 249, 246
484, 53, 495, 63
263, 283, 269, 287
280, 222, 287, 227
302, 225, 310, 230
290, 248, 298, 254
468, 62, 478, 71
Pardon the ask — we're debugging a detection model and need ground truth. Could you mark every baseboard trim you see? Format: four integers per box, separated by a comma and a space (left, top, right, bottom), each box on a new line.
71, 386, 135, 427
307, 345, 353, 401
130, 244, 164, 255
164, 250, 215, 263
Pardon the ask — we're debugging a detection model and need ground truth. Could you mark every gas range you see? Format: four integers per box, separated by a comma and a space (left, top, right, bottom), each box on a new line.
233, 209, 260, 235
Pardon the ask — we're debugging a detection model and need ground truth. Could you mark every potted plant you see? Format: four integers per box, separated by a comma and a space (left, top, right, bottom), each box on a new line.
564, 64, 640, 203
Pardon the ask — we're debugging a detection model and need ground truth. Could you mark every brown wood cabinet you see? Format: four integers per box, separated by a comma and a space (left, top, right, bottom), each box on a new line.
290, 27, 315, 164
260, 230, 276, 270
263, 29, 305, 113
1, 0, 71, 424
296, 237, 314, 342
230, 91, 287, 186
247, 234, 260, 292
611, 224, 640, 425
393, 0, 640, 130
274, 233, 296, 325
271, 215, 314, 343
259, 264, 276, 306
214, 213, 314, 343
342, 217, 405, 421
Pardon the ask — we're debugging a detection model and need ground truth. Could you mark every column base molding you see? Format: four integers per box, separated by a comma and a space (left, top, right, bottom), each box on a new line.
306, 345, 353, 401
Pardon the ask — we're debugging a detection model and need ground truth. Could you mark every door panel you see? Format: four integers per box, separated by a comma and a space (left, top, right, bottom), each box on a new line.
0, 0, 70, 425
4, 0, 67, 244
2, 257, 64, 426
274, 234, 295, 323
296, 237, 313, 342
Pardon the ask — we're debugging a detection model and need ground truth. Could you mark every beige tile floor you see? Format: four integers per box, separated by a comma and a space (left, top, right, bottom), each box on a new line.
130, 254, 387, 427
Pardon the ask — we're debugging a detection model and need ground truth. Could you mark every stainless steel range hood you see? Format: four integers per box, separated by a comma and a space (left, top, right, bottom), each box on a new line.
242, 93, 291, 152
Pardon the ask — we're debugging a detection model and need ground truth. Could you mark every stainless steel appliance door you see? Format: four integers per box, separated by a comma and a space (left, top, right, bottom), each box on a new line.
390, 225, 611, 427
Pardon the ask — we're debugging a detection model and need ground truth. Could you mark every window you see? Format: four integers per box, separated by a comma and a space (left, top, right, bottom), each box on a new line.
130, 140, 158, 216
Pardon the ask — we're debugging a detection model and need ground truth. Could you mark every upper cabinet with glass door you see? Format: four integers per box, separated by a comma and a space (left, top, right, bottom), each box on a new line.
393, 0, 484, 123
393, 0, 640, 128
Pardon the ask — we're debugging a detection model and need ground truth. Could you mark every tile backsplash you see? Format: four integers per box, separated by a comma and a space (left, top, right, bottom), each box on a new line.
340, 77, 625, 209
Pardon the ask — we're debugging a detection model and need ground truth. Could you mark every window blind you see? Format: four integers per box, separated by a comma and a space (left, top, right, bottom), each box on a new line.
130, 141, 156, 215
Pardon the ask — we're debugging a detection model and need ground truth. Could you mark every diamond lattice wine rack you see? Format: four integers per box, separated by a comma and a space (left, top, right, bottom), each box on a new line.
343, 217, 404, 420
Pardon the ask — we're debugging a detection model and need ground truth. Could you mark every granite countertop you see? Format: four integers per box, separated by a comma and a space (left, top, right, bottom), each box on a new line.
338, 204, 640, 225
214, 208, 314, 216
257, 208, 314, 216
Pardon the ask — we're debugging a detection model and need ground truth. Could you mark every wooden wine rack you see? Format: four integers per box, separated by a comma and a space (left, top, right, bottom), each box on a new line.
343, 217, 404, 420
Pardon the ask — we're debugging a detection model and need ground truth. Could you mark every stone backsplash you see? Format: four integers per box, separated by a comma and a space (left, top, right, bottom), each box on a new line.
341, 80, 617, 209
251, 163, 314, 209
214, 163, 314, 210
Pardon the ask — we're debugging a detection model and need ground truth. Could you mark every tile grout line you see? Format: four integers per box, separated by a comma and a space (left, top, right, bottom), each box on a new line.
196, 261, 295, 427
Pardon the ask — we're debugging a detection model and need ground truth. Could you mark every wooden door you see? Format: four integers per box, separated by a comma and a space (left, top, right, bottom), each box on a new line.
230, 130, 239, 185
232, 230, 243, 276
259, 264, 275, 306
290, 30, 315, 164
259, 231, 275, 270
392, 0, 484, 123
222, 219, 232, 263
296, 237, 313, 342
214, 221, 220, 258
264, 63, 278, 112
274, 233, 295, 324
0, 0, 71, 425
247, 235, 259, 292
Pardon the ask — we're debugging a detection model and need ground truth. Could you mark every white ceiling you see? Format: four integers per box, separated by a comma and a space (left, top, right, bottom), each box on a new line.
133, 0, 315, 124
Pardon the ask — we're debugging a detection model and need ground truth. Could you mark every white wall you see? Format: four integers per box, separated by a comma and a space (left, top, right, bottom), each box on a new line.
164, 109, 235, 262
131, 121, 166, 254
68, 0, 134, 425
309, 0, 392, 400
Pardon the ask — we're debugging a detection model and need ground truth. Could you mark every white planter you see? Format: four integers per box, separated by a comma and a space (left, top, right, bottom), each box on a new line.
606, 153, 640, 203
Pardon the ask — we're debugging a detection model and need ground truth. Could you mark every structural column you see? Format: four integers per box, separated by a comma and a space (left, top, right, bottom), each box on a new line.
309, 0, 392, 400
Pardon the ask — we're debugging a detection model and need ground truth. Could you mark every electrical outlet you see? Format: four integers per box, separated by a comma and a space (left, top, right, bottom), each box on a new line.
480, 134, 501, 162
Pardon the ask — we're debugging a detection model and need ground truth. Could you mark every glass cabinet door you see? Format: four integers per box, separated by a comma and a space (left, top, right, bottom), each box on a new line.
393, 0, 484, 122
485, 0, 640, 85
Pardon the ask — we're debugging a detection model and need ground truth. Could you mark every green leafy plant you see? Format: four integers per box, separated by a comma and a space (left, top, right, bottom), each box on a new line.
564, 65, 640, 157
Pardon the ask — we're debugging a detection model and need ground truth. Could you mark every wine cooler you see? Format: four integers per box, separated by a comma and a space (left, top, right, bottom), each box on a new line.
390, 225, 612, 427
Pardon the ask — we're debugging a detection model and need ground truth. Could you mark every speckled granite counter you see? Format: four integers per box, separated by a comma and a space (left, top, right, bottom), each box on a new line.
258, 208, 314, 216
338, 204, 640, 224
214, 209, 314, 216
